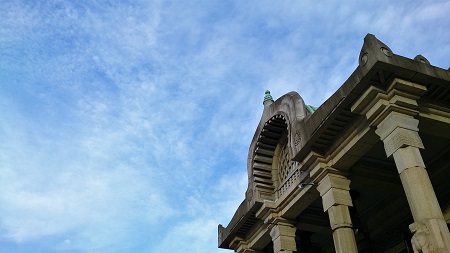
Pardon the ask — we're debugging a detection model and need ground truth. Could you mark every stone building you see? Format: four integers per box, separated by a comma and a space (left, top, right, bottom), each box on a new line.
218, 34, 450, 253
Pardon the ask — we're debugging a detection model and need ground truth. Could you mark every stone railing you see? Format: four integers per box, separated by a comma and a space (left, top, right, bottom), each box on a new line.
277, 165, 301, 196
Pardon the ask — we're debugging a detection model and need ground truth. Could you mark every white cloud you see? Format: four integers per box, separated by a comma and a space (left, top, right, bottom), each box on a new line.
151, 171, 247, 253
1, 0, 448, 252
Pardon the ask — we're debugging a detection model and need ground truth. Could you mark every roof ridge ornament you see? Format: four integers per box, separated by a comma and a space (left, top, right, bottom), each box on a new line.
359, 34, 393, 68
263, 90, 274, 105
305, 104, 317, 114
414, 55, 430, 65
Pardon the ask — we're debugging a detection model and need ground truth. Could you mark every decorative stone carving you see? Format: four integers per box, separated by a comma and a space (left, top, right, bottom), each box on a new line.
382, 127, 424, 157
414, 55, 430, 65
380, 46, 392, 57
278, 143, 293, 182
276, 141, 302, 197
410, 222, 435, 253
358, 34, 394, 68
293, 131, 301, 146
360, 52, 369, 66
246, 189, 253, 204
278, 170, 300, 196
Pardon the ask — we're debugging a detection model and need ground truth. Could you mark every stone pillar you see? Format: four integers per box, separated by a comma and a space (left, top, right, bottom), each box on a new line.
375, 112, 450, 252
269, 219, 297, 253
352, 78, 450, 252
317, 173, 358, 253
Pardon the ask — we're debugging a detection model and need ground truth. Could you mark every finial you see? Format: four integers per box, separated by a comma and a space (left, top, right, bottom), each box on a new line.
414, 55, 430, 65
263, 90, 274, 105
359, 34, 393, 68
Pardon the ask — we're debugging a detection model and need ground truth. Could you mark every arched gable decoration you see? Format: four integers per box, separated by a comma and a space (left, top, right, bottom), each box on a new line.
246, 91, 311, 205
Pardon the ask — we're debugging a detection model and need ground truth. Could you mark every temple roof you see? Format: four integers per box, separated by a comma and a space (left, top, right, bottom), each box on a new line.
218, 33, 450, 249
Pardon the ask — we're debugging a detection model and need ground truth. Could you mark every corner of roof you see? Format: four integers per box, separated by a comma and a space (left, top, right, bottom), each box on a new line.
359, 33, 393, 69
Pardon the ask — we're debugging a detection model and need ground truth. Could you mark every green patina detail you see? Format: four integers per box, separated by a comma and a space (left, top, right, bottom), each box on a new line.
306, 104, 317, 114
263, 90, 273, 104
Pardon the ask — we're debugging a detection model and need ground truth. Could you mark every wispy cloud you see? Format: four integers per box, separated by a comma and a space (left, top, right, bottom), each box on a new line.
1, 0, 448, 252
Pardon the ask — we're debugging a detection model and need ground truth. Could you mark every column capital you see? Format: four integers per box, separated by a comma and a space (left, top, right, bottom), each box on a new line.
373, 111, 424, 158
374, 112, 424, 157
378, 123, 424, 157
269, 219, 296, 239
317, 173, 353, 212
269, 219, 297, 253
317, 173, 350, 195
374, 112, 419, 140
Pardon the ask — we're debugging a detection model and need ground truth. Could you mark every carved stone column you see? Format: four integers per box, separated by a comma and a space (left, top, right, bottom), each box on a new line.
269, 219, 297, 253
317, 173, 358, 253
376, 113, 450, 252
352, 78, 450, 252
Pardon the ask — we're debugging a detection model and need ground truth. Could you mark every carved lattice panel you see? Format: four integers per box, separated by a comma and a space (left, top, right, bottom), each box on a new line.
279, 143, 294, 182
278, 142, 301, 196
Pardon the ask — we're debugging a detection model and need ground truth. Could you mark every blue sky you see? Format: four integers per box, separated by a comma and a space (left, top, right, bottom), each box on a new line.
0, 1, 449, 252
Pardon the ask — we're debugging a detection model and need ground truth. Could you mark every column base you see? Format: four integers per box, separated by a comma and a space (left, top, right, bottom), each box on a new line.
410, 219, 450, 253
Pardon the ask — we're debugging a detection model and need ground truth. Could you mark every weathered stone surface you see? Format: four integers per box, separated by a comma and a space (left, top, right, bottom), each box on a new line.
269, 222, 297, 253
382, 127, 424, 157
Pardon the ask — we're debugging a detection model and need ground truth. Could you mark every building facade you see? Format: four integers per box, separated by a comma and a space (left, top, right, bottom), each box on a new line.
218, 34, 450, 253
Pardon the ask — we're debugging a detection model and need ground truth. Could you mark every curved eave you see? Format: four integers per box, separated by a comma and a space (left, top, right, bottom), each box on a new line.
218, 199, 263, 249
293, 54, 450, 162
